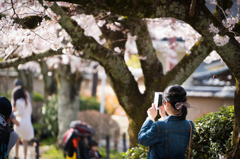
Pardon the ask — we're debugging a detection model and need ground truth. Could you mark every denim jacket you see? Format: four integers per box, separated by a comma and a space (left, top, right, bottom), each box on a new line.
138, 116, 194, 159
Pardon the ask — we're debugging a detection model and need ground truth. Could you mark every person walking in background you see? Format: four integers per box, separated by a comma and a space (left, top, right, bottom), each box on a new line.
11, 79, 31, 107
138, 85, 194, 159
0, 97, 19, 158
13, 88, 34, 159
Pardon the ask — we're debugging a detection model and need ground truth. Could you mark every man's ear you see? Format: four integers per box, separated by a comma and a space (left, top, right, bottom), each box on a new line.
6, 116, 11, 124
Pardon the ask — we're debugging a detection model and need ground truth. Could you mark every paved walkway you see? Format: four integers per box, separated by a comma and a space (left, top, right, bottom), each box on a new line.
8, 144, 49, 159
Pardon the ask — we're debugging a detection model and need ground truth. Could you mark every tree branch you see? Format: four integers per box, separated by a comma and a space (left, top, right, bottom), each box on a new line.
47, 0, 175, 18
50, 3, 144, 113
124, 18, 164, 93
189, 0, 196, 17
185, 5, 240, 79
0, 50, 62, 68
162, 37, 212, 85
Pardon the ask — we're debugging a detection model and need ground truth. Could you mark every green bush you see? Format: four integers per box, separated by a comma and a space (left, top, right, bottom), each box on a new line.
192, 106, 234, 158
122, 144, 148, 159
79, 96, 101, 111
33, 91, 44, 102
0, 90, 12, 101
40, 95, 58, 138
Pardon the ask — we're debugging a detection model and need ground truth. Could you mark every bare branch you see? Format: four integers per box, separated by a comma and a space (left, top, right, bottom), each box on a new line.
3, 45, 21, 61
189, 0, 196, 17
0, 50, 62, 68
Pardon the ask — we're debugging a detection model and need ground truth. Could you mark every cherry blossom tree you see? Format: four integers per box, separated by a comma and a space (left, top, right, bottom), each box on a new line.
1, 1, 240, 157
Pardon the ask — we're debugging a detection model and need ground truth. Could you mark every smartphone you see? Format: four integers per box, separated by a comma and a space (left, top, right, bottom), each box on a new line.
154, 92, 163, 111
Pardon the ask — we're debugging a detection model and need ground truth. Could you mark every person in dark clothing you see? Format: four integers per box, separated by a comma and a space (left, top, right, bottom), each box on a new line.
89, 141, 102, 159
63, 120, 95, 159
0, 97, 19, 157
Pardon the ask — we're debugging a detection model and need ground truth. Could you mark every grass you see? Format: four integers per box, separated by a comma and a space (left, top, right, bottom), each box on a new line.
41, 144, 123, 159
41, 145, 65, 159
98, 147, 122, 159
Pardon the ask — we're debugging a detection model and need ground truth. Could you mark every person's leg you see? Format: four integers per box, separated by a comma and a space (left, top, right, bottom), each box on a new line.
15, 138, 20, 159
22, 140, 28, 159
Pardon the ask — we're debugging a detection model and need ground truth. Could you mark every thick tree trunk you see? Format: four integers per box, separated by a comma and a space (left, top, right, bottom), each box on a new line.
49, 3, 213, 148
126, 99, 153, 147
128, 115, 147, 147
226, 80, 240, 159
56, 64, 83, 144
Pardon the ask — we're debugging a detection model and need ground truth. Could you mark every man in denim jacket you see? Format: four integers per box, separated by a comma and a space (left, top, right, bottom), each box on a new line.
138, 85, 194, 159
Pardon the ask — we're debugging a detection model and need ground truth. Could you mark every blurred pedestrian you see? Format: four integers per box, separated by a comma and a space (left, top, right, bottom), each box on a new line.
89, 140, 102, 159
0, 97, 19, 158
13, 88, 34, 159
11, 79, 31, 107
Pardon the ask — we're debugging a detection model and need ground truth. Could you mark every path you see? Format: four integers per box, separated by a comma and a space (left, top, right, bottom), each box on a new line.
9, 144, 49, 159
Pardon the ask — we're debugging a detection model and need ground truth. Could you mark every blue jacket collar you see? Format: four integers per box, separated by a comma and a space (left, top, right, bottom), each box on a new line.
165, 115, 181, 121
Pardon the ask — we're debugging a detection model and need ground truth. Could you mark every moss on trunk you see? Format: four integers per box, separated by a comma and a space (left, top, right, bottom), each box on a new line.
56, 64, 83, 144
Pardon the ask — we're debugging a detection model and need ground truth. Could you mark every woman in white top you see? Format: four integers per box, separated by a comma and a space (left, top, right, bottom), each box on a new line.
13, 88, 34, 159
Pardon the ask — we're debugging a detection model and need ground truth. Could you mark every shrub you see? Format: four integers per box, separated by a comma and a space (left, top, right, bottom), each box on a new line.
79, 96, 101, 111
33, 91, 44, 102
78, 110, 120, 148
192, 106, 234, 158
40, 95, 58, 138
122, 144, 148, 159
0, 90, 12, 100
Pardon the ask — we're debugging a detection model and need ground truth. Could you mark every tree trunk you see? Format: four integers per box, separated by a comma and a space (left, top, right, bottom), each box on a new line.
225, 80, 240, 158
39, 61, 57, 100
56, 64, 83, 144
127, 108, 148, 147
16, 68, 34, 99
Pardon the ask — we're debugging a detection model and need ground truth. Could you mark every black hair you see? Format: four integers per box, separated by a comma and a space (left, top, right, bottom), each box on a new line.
13, 88, 27, 107
163, 85, 188, 120
89, 140, 98, 147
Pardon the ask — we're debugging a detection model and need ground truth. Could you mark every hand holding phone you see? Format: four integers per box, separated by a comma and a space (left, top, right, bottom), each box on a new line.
154, 92, 163, 111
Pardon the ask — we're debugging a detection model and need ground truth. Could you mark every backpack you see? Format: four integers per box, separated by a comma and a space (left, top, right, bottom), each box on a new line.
63, 128, 91, 159
0, 124, 13, 159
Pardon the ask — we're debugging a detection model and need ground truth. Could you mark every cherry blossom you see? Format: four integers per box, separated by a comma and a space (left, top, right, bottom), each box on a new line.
209, 23, 219, 34
204, 50, 221, 64
213, 34, 230, 46
208, 1, 240, 46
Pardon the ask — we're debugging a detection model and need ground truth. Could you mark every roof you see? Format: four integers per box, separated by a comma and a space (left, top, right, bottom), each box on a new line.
184, 86, 235, 98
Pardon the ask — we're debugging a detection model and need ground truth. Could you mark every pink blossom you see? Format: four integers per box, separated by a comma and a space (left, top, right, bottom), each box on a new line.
209, 23, 219, 34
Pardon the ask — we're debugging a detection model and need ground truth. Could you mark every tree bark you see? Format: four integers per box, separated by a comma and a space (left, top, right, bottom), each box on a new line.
226, 80, 240, 158
16, 68, 34, 99
0, 50, 62, 69
50, 3, 215, 147
39, 60, 57, 100
56, 64, 83, 144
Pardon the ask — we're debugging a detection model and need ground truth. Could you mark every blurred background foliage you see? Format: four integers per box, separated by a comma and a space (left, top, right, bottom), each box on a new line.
40, 95, 58, 139
79, 96, 101, 111
126, 55, 141, 68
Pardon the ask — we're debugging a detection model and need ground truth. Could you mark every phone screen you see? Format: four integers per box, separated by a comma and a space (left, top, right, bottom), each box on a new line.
154, 92, 163, 111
